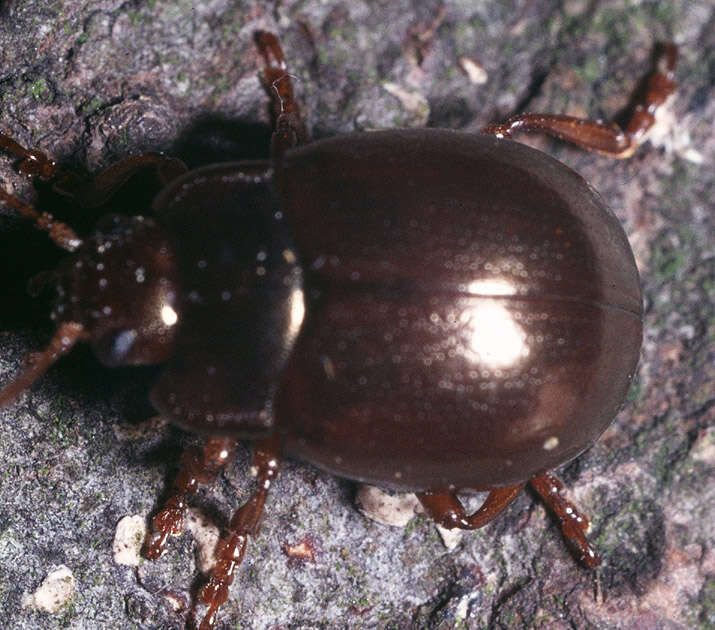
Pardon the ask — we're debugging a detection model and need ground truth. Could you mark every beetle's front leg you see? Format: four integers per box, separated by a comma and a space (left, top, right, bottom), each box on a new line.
0, 184, 82, 251
56, 152, 188, 207
0, 132, 84, 249
481, 43, 677, 158
1, 132, 187, 250
195, 437, 280, 630
0, 132, 59, 179
144, 436, 237, 560
0, 131, 187, 206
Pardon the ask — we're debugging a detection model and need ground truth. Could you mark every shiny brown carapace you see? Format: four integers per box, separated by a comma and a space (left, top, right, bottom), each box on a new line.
0, 33, 676, 630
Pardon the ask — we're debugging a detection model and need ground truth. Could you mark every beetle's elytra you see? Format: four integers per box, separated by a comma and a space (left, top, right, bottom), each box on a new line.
0, 31, 677, 630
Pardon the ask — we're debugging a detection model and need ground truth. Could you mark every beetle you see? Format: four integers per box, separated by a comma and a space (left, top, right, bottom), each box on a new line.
0, 31, 677, 630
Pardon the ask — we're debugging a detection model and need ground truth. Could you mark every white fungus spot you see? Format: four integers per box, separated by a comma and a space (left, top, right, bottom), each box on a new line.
458, 55, 488, 84
355, 485, 420, 527
382, 82, 430, 124
112, 515, 146, 567
21, 565, 75, 613
186, 508, 220, 574
436, 524, 464, 551
543, 436, 560, 450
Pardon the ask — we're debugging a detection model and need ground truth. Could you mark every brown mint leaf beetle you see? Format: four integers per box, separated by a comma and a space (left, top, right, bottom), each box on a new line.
0, 32, 677, 630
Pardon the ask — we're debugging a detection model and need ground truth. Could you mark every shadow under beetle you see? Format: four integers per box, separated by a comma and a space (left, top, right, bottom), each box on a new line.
0, 32, 677, 629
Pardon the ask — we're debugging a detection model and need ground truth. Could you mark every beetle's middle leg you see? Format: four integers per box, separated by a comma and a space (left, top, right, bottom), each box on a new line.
144, 436, 237, 560
254, 31, 308, 154
195, 437, 280, 630
481, 43, 677, 158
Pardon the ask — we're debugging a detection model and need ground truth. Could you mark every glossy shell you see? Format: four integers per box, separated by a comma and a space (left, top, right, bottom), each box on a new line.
149, 168, 303, 436
274, 129, 642, 490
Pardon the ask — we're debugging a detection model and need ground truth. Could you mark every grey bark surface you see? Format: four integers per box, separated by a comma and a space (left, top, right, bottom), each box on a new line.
0, 1, 712, 629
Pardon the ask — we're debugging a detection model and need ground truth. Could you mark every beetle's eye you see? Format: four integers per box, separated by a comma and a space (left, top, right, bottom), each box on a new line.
92, 328, 139, 367
106, 329, 138, 364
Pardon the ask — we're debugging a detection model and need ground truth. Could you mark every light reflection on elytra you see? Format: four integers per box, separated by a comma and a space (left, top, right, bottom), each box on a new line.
288, 287, 306, 343
462, 278, 528, 369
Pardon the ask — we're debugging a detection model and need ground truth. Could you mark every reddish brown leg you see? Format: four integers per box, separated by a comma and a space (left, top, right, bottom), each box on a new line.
56, 152, 188, 207
481, 43, 677, 158
196, 437, 280, 630
144, 437, 237, 560
1, 131, 187, 248
254, 31, 308, 156
1, 132, 81, 249
0, 184, 82, 251
1, 131, 187, 205
0, 322, 85, 407
417, 484, 524, 529
0, 132, 58, 179
529, 471, 600, 568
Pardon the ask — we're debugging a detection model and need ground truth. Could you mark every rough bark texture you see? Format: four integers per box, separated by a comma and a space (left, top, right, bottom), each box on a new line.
0, 1, 712, 629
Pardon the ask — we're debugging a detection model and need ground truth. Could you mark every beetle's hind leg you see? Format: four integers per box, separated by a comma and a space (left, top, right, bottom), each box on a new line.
481, 43, 677, 158
416, 484, 524, 529
417, 475, 600, 569
195, 437, 280, 630
144, 436, 237, 560
529, 471, 600, 568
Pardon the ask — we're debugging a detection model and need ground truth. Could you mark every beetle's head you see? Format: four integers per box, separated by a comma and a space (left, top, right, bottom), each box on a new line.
50, 214, 180, 366
0, 213, 180, 407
